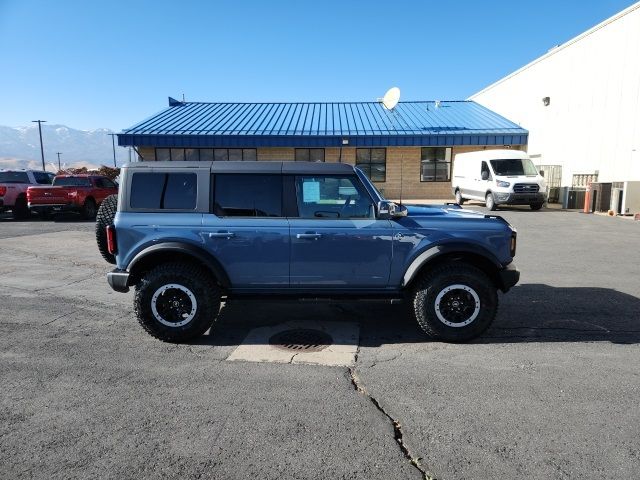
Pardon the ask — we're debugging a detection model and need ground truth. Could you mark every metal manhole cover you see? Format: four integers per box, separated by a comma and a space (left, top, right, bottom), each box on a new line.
269, 329, 333, 353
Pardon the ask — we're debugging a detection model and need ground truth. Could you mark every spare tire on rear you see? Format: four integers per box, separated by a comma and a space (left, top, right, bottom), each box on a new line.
95, 194, 118, 264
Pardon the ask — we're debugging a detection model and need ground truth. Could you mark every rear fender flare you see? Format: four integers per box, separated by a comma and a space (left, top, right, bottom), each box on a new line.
127, 242, 231, 288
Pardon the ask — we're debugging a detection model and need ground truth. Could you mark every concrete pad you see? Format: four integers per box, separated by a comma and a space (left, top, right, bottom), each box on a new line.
227, 320, 359, 366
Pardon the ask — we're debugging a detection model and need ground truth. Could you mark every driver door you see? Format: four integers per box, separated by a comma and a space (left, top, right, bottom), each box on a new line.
288, 174, 393, 287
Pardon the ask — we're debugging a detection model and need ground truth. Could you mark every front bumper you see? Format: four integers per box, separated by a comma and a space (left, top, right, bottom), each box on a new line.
498, 262, 520, 292
494, 192, 546, 205
107, 269, 130, 293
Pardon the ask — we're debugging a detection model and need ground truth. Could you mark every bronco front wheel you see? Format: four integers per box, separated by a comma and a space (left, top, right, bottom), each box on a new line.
411, 264, 498, 342
134, 263, 221, 342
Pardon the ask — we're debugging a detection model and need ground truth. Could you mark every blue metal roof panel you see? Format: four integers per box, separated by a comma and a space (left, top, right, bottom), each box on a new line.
120, 100, 527, 147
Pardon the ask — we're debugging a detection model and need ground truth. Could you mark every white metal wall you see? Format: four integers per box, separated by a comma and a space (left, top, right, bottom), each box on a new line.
470, 3, 640, 186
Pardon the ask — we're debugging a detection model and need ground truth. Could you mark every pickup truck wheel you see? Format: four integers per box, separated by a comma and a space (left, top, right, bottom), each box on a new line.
530, 202, 543, 211
485, 193, 497, 211
455, 189, 465, 205
81, 198, 97, 220
12, 195, 29, 220
134, 263, 220, 343
95, 194, 118, 264
411, 264, 498, 342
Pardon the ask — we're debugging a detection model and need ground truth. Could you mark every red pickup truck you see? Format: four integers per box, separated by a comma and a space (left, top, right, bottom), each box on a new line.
27, 174, 118, 219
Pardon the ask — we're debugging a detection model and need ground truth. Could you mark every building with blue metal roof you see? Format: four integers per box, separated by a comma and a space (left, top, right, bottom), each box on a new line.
118, 98, 528, 199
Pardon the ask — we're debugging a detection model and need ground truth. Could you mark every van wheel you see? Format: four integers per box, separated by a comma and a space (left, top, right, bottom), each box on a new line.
485, 193, 497, 211
530, 203, 543, 211
455, 190, 465, 205
411, 263, 498, 342
134, 263, 221, 343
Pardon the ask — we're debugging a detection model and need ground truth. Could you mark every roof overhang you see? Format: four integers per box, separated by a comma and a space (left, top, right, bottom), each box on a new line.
118, 132, 528, 148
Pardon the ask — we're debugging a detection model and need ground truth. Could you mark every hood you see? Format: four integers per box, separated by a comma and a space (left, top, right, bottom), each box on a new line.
404, 203, 486, 219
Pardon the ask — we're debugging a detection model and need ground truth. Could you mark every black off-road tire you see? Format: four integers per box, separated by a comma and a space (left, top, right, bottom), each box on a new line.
81, 198, 97, 220
134, 263, 221, 343
95, 194, 118, 264
530, 202, 544, 211
411, 263, 498, 342
455, 189, 465, 205
485, 193, 497, 211
12, 195, 29, 220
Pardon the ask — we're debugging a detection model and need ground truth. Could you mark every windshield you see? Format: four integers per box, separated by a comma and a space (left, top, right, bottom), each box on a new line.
0, 171, 30, 183
490, 158, 538, 176
53, 177, 92, 187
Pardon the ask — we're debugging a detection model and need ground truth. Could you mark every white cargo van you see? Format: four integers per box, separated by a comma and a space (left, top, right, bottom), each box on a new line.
452, 150, 547, 210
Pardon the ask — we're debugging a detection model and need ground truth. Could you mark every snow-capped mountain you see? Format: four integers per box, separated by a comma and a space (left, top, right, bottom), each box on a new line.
0, 124, 131, 171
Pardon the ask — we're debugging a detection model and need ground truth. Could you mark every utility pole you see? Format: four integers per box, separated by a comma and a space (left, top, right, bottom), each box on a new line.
108, 133, 117, 167
56, 152, 62, 171
32, 120, 47, 171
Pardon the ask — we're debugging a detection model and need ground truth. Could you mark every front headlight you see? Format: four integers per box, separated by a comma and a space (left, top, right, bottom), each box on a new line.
496, 180, 510, 188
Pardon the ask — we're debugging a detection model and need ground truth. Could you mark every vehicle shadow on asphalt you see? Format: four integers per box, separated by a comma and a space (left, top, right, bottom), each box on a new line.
193, 284, 640, 347
0, 212, 93, 223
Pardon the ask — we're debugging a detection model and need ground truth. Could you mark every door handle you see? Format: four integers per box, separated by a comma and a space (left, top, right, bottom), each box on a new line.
208, 232, 235, 239
296, 233, 322, 240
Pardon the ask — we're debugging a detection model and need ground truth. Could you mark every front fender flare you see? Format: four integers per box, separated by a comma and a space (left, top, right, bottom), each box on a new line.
402, 242, 503, 287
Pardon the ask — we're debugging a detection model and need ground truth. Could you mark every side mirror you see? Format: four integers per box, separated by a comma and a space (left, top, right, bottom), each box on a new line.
481, 171, 489, 181
539, 170, 545, 177
377, 201, 407, 219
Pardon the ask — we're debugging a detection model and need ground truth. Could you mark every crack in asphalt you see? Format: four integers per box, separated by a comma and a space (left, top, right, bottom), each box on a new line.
348, 364, 434, 480
42, 309, 82, 326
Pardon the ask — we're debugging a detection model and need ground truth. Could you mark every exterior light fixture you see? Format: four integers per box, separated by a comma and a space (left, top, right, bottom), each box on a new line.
342, 138, 349, 145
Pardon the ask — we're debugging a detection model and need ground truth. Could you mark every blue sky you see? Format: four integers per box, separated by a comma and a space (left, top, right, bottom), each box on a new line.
0, 0, 635, 130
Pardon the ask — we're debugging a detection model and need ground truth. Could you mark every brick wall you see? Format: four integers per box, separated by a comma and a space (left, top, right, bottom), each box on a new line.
135, 144, 525, 200
138, 147, 155, 161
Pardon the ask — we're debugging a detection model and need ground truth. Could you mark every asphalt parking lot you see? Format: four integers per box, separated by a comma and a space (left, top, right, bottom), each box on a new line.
1, 207, 639, 480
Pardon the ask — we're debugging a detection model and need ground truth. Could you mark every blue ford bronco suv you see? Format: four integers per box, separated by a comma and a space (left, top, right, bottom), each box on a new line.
97, 161, 519, 343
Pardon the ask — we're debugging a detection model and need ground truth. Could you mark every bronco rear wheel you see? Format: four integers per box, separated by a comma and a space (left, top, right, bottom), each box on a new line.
134, 263, 221, 342
411, 263, 498, 342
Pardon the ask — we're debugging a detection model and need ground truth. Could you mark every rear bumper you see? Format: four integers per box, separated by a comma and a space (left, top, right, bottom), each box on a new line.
107, 269, 130, 293
28, 202, 78, 212
498, 262, 520, 292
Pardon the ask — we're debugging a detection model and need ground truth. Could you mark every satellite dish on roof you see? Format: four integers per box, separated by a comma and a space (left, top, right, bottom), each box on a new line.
380, 87, 401, 110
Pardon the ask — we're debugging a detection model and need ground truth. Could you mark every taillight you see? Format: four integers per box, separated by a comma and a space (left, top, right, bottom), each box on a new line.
0, 186, 6, 196
106, 225, 117, 255
510, 232, 517, 257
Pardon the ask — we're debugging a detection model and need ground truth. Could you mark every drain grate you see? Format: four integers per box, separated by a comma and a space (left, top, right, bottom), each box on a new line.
268, 329, 333, 353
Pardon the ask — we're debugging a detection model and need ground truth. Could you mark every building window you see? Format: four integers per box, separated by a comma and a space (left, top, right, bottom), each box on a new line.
214, 148, 257, 161
156, 148, 171, 161
356, 148, 386, 182
295, 148, 325, 162
154, 148, 257, 161
420, 147, 451, 182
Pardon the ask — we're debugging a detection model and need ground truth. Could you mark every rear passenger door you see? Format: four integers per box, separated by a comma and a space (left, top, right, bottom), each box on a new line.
202, 174, 289, 287
288, 174, 393, 287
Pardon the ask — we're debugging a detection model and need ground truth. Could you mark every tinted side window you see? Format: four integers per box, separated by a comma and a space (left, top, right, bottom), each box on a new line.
99, 178, 117, 188
294, 175, 374, 219
130, 173, 197, 210
214, 174, 282, 217
33, 172, 53, 184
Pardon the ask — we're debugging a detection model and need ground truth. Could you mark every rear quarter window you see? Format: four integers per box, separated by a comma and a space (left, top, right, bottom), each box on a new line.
130, 172, 197, 210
